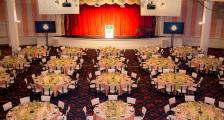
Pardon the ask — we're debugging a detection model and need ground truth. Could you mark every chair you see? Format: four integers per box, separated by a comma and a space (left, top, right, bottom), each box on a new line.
193, 77, 203, 88
164, 104, 170, 113
134, 106, 147, 120
2, 102, 13, 111
41, 95, 51, 102
109, 84, 117, 94
165, 84, 173, 94
131, 72, 137, 79
108, 95, 118, 101
177, 85, 188, 95
191, 72, 198, 79
179, 69, 186, 74
127, 97, 136, 104
50, 56, 57, 59
58, 86, 69, 94
88, 73, 93, 79
43, 87, 53, 96
58, 101, 65, 109
163, 69, 170, 73
184, 95, 195, 102
67, 70, 74, 76
83, 106, 93, 120
218, 101, 224, 109
108, 69, 116, 73
54, 70, 62, 74
95, 71, 101, 76
20, 97, 30, 104
41, 70, 48, 75
91, 98, 100, 106
121, 70, 128, 75
169, 97, 176, 106
204, 97, 215, 105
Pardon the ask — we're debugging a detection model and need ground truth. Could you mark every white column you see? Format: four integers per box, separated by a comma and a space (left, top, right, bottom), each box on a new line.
56, 14, 62, 36
6, 0, 20, 54
200, 1, 213, 55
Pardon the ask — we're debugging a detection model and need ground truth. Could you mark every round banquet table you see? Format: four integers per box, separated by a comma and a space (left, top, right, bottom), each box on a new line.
138, 47, 158, 58
6, 102, 61, 120
99, 57, 123, 69
173, 102, 224, 120
191, 57, 222, 73
61, 47, 83, 56
157, 72, 194, 91
93, 100, 135, 120
142, 57, 175, 71
96, 72, 132, 95
99, 47, 121, 57
0, 56, 26, 69
34, 73, 71, 96
19, 47, 47, 58
171, 46, 198, 58
47, 58, 77, 73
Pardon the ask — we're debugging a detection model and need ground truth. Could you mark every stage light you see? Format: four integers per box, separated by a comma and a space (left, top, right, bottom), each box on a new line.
94, 0, 101, 7
147, 1, 156, 10
62, 0, 72, 7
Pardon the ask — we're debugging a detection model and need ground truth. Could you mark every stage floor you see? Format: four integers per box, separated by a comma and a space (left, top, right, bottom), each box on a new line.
37, 37, 183, 49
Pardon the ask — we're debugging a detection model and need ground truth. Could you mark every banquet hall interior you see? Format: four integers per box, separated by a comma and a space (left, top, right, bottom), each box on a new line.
1, 0, 224, 120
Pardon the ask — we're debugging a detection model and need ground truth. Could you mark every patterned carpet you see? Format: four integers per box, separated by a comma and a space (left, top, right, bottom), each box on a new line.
0, 46, 224, 120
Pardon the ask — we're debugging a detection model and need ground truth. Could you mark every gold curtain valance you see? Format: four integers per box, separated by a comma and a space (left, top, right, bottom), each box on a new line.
79, 0, 140, 5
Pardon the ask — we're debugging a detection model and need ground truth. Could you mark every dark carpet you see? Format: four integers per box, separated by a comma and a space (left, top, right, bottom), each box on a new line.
0, 46, 224, 120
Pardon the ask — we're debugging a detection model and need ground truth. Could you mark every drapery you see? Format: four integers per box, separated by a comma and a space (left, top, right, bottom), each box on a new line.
65, 4, 154, 37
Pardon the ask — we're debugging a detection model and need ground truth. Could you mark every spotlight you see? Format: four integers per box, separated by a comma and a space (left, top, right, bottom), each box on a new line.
62, 0, 72, 7
147, 1, 156, 10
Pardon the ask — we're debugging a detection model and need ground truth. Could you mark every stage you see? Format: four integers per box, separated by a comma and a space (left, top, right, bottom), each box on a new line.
37, 37, 183, 49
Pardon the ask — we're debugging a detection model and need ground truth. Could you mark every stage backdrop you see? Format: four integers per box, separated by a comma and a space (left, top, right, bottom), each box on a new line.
65, 4, 154, 37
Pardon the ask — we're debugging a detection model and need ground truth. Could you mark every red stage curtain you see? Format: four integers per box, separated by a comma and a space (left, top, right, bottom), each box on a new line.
65, 4, 153, 37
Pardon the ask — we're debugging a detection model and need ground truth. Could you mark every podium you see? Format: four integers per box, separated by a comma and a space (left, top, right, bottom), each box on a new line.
105, 25, 114, 39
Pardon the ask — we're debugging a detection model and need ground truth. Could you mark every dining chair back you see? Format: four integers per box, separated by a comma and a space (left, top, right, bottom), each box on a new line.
121, 70, 128, 75
41, 95, 51, 102
108, 69, 116, 73
91, 98, 100, 106
179, 69, 186, 74
108, 95, 118, 101
67, 70, 74, 76
109, 85, 117, 94
50, 56, 57, 59
41, 70, 48, 75
169, 97, 176, 105
218, 101, 224, 109
131, 72, 137, 79
185, 95, 195, 102
20, 97, 30, 104
2, 102, 12, 111
204, 97, 215, 105
163, 69, 170, 73
191, 72, 198, 79
164, 104, 170, 113
127, 97, 136, 105
95, 71, 101, 76
58, 101, 65, 109
83, 106, 87, 116
142, 106, 147, 118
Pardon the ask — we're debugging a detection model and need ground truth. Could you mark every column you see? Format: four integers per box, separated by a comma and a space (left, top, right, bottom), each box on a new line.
6, 0, 20, 54
200, 1, 213, 55
55, 14, 62, 36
